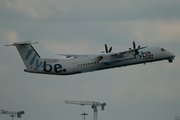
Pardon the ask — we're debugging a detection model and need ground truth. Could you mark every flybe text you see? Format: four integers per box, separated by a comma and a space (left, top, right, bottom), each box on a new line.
25, 49, 43, 70
137, 51, 153, 60
25, 49, 66, 73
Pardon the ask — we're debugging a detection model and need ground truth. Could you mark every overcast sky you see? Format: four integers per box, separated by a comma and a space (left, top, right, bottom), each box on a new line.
0, 0, 180, 120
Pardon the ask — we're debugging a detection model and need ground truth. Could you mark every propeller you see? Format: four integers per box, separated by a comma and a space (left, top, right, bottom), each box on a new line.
105, 44, 112, 53
133, 41, 139, 55
133, 41, 136, 49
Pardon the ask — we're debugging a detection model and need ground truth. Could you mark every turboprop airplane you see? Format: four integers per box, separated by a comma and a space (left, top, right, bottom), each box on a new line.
6, 41, 175, 75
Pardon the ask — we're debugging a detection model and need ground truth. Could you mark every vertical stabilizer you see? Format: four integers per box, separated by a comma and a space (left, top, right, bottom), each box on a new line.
5, 41, 43, 70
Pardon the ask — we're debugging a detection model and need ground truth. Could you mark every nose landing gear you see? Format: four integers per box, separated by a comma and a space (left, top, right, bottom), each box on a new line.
168, 57, 174, 63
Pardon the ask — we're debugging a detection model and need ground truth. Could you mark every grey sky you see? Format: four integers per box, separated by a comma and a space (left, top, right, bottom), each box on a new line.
0, 0, 180, 120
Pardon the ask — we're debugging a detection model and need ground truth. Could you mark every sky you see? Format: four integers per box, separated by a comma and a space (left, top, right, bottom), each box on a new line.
0, 0, 180, 120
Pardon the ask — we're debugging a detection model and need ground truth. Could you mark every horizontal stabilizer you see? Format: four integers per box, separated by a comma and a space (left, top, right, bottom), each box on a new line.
5, 41, 38, 46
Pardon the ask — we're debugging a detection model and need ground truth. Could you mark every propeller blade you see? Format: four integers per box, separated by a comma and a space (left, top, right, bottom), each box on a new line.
133, 41, 136, 49
133, 41, 140, 55
109, 47, 112, 53
138, 45, 140, 49
105, 44, 108, 53
135, 51, 139, 55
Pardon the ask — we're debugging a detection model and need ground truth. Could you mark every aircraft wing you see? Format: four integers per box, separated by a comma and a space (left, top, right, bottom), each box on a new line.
111, 46, 147, 57
58, 54, 95, 58
58, 44, 148, 64
58, 49, 135, 59
98, 49, 141, 64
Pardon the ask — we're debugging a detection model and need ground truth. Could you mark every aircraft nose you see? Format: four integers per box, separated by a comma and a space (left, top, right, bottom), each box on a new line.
169, 52, 175, 58
167, 51, 175, 63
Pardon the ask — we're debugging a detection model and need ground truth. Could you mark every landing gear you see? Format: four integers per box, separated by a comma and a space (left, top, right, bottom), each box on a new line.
168, 57, 174, 63
168, 59, 173, 63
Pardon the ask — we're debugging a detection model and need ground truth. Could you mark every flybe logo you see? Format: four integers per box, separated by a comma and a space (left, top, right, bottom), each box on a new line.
137, 51, 153, 60
25, 49, 43, 70
25, 49, 66, 73
43, 62, 66, 73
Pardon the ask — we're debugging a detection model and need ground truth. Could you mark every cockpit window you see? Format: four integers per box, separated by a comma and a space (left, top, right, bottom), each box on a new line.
161, 48, 166, 51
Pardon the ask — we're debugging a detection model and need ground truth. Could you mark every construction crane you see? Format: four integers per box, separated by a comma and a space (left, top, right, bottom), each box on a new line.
0, 109, 25, 119
65, 100, 106, 120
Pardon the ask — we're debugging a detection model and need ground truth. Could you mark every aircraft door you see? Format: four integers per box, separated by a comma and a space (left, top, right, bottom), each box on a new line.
73, 63, 78, 72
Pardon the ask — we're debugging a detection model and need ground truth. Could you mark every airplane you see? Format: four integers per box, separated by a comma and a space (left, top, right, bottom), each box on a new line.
6, 41, 175, 75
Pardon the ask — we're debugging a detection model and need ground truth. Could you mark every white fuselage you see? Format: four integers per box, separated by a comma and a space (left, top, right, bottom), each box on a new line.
24, 47, 175, 75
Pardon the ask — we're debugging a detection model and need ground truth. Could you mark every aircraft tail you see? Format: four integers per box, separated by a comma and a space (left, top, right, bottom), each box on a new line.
5, 41, 43, 70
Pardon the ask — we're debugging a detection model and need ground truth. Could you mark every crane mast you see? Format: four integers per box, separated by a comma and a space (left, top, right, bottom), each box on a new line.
65, 100, 106, 120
